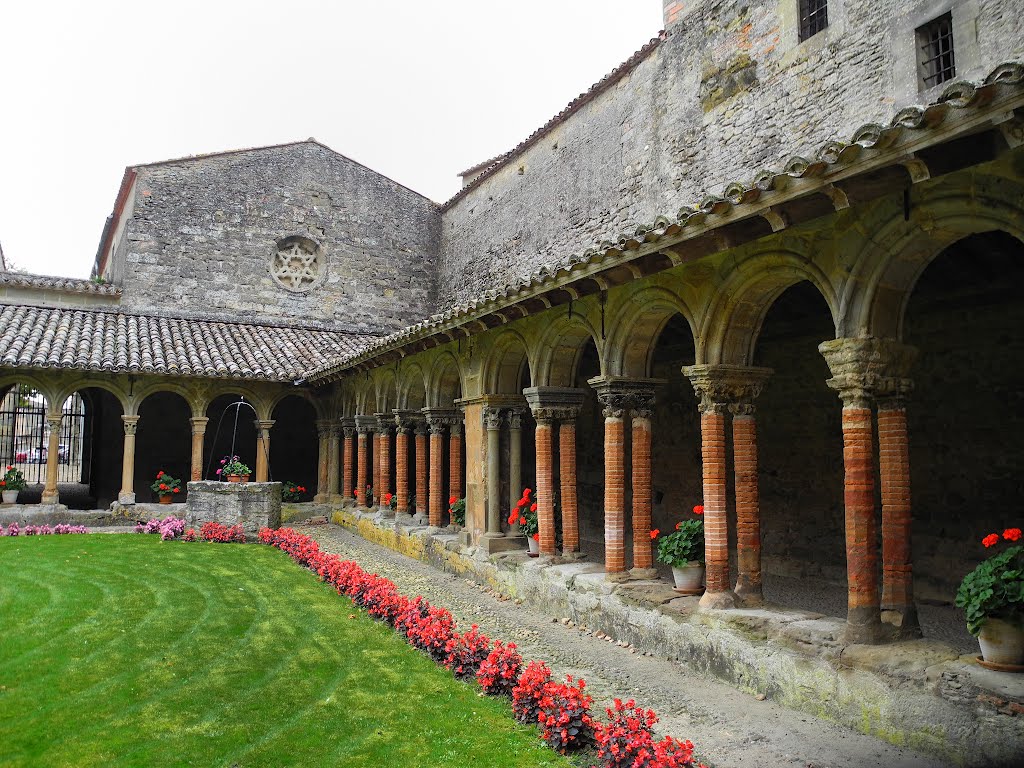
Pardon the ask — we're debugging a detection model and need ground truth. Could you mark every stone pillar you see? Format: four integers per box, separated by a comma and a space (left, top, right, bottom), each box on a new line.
508, 409, 523, 522
341, 419, 356, 506
375, 413, 392, 515
41, 413, 63, 505
189, 416, 209, 482
314, 419, 331, 503
449, 417, 463, 500
631, 393, 656, 578
254, 419, 274, 483
483, 406, 504, 541
414, 419, 428, 523
354, 415, 376, 507
821, 337, 916, 644
327, 425, 341, 502
393, 411, 416, 516
118, 414, 140, 505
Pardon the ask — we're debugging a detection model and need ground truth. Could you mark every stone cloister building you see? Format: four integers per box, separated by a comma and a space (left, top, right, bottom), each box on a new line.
2, 0, 1023, 665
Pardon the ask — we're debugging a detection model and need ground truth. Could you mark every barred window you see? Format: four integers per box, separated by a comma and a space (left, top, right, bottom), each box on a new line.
798, 0, 829, 42
917, 13, 956, 88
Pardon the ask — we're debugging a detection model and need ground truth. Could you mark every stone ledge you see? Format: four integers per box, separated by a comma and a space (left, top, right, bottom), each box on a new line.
329, 504, 1024, 767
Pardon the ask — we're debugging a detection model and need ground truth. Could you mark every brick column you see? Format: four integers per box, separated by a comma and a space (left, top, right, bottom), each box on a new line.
354, 415, 376, 507
449, 418, 463, 500
483, 406, 504, 540
821, 337, 916, 644
341, 419, 356, 506
118, 415, 140, 505
393, 411, 417, 516
371, 431, 380, 503
375, 413, 392, 515
189, 416, 209, 482
631, 394, 656, 577
41, 413, 64, 505
731, 405, 762, 604
595, 387, 627, 575
254, 419, 274, 483
314, 419, 331, 503
534, 414, 556, 556
414, 419, 429, 523
425, 414, 447, 528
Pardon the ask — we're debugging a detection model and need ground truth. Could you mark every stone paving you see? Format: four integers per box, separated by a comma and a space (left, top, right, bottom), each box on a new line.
295, 523, 950, 768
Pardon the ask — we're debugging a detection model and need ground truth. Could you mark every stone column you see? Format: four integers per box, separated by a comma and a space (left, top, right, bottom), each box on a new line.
314, 419, 331, 503
393, 410, 416, 517
375, 413, 393, 515
41, 413, 63, 505
254, 419, 274, 483
118, 414, 140, 505
508, 409, 523, 522
821, 338, 915, 644
327, 425, 341, 502
354, 415, 376, 507
630, 392, 657, 578
483, 406, 504, 542
414, 419, 429, 524
341, 418, 356, 506
449, 417, 463, 500
189, 416, 209, 482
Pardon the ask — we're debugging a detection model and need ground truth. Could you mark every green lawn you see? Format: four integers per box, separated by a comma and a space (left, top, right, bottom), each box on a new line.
0, 534, 570, 767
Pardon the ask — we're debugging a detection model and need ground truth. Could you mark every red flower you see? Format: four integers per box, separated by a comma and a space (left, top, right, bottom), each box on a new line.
516, 498, 526, 509
353, 488, 359, 497
1003, 528, 1022, 542
173, 487, 180, 493
530, 503, 538, 512
983, 533, 1000, 548
693, 505, 704, 516
159, 483, 168, 491
532, 533, 539, 541
650, 529, 659, 540
157, 471, 164, 478
508, 513, 518, 525
518, 517, 526, 526
449, 495, 458, 505
675, 521, 681, 530
523, 488, 532, 495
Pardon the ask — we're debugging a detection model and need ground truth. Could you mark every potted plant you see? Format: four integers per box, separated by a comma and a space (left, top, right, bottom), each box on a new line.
955, 527, 1024, 667
282, 481, 307, 502
217, 456, 251, 483
1, 465, 25, 504
448, 495, 466, 528
508, 488, 539, 555
654, 505, 705, 594
149, 471, 182, 503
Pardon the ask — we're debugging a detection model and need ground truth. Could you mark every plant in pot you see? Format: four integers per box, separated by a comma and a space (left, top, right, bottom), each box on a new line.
282, 481, 307, 502
508, 488, 539, 555
448, 495, 465, 528
1, 465, 25, 504
654, 505, 705, 594
149, 471, 182, 503
955, 527, 1023, 668
217, 456, 251, 482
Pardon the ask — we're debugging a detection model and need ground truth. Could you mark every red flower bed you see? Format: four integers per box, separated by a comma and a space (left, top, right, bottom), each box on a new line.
199, 522, 246, 543
257, 527, 705, 767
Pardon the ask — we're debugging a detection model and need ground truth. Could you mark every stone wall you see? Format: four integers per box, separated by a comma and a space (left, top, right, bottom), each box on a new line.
185, 480, 282, 537
113, 142, 440, 334
437, 0, 1024, 306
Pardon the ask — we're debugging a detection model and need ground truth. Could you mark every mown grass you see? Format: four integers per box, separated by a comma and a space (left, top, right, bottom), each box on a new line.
0, 534, 570, 767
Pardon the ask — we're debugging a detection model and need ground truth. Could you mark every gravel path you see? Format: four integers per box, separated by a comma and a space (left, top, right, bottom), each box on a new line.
296, 524, 950, 768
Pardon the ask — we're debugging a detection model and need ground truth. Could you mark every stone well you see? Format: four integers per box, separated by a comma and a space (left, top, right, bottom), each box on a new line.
185, 481, 282, 538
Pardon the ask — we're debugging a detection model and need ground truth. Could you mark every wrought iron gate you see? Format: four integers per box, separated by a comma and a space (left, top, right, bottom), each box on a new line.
0, 387, 88, 485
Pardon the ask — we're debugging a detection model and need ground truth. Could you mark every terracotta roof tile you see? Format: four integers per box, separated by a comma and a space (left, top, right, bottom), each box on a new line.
0, 272, 122, 296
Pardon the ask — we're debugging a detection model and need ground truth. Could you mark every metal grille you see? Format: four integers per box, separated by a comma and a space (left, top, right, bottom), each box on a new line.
0, 388, 87, 486
798, 0, 829, 42
918, 13, 956, 87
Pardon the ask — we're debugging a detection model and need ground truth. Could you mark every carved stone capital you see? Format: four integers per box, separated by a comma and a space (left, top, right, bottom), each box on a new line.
818, 337, 916, 408
374, 412, 393, 435
682, 365, 773, 414
340, 417, 356, 439
483, 407, 504, 431
506, 409, 525, 430
189, 416, 209, 436
587, 377, 664, 420
122, 415, 140, 436
523, 386, 587, 422
393, 409, 419, 434
354, 415, 377, 435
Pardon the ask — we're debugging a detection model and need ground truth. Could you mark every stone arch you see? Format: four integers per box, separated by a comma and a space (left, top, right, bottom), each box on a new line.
128, 379, 203, 418
426, 351, 464, 407
203, 382, 270, 421
533, 312, 603, 387
604, 286, 697, 378
374, 369, 398, 412
397, 362, 428, 410
483, 328, 533, 394
265, 387, 326, 421
351, 377, 374, 416
203, 392, 259, 480
0, 373, 58, 411
705, 252, 838, 365
849, 179, 1024, 339
135, 389, 192, 501
270, 393, 319, 492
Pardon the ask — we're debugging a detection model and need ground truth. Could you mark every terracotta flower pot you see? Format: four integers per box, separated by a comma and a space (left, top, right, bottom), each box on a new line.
241, 474, 251, 483
158, 494, 173, 505
527, 536, 540, 556
978, 618, 1024, 666
671, 562, 706, 594
227, 475, 241, 483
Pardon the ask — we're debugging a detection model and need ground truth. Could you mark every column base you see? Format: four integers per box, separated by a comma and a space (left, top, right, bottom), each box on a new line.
605, 570, 631, 584
844, 606, 887, 644
394, 512, 415, 525
699, 590, 739, 610
881, 606, 922, 640
341, 496, 355, 508
482, 533, 525, 554
412, 512, 429, 526
561, 550, 587, 561
313, 493, 328, 504
629, 567, 659, 581
41, 492, 60, 505
117, 492, 136, 505
735, 584, 764, 607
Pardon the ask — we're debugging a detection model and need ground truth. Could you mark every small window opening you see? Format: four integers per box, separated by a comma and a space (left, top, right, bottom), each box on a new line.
798, 0, 829, 42
917, 13, 956, 88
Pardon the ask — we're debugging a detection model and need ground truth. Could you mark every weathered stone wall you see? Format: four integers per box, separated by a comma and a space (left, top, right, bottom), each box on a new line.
114, 142, 440, 334
185, 480, 282, 537
438, 0, 1024, 305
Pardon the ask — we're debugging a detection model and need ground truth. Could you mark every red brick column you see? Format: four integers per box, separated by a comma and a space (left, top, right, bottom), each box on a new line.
731, 407, 762, 603
449, 420, 463, 500
600, 395, 627, 575
371, 431, 379, 503
395, 424, 410, 515
631, 398, 655, 575
342, 423, 355, 505
534, 416, 556, 556
376, 414, 392, 514
699, 407, 732, 602
415, 421, 428, 520
559, 417, 580, 557
355, 420, 370, 507
428, 419, 445, 527
878, 398, 920, 637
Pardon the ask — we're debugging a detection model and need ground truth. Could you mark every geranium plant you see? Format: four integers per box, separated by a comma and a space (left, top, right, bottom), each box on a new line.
282, 481, 307, 502
149, 470, 181, 498
508, 487, 538, 540
1, 465, 26, 491
218, 456, 251, 478
655, 505, 705, 568
955, 527, 1023, 635
449, 495, 466, 527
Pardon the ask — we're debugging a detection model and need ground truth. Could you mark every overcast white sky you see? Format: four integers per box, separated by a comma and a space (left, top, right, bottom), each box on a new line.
0, 1, 662, 278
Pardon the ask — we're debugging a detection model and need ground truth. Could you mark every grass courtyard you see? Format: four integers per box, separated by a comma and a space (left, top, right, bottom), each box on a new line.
0, 534, 570, 767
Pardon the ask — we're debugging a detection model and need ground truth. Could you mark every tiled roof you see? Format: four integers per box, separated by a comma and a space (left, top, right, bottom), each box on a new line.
0, 305, 373, 382
307, 61, 1024, 383
0, 272, 122, 296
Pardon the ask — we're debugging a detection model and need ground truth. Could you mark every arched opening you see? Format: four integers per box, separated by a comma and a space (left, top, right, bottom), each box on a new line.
573, 338, 605, 558
136, 391, 192, 503
204, 394, 258, 480
79, 388, 125, 508
0, 384, 51, 501
270, 395, 319, 494
902, 231, 1024, 650
431, 356, 464, 516
753, 281, 844, 609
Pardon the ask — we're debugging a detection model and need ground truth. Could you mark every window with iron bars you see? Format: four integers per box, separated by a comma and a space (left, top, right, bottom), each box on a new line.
917, 13, 956, 88
798, 0, 829, 42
